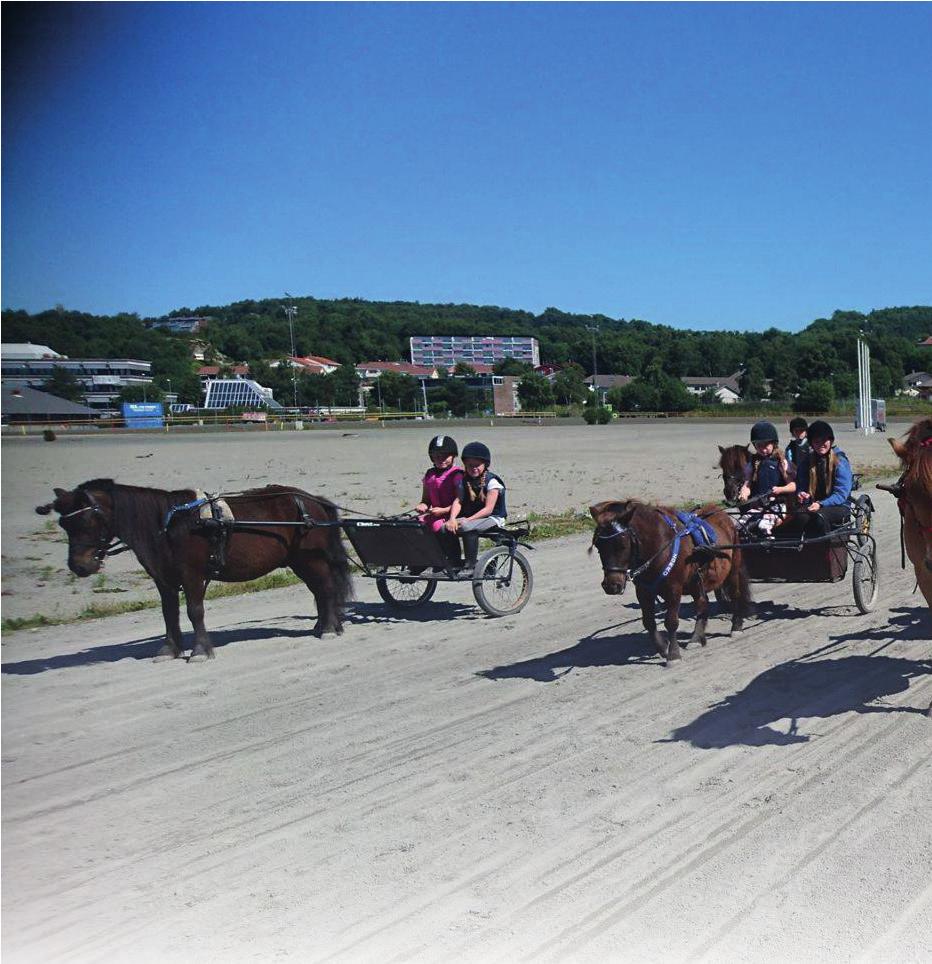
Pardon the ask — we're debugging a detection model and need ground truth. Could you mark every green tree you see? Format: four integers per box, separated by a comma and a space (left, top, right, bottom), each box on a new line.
552, 363, 588, 405
117, 384, 165, 404
452, 362, 476, 376
739, 361, 767, 401
493, 358, 532, 376
794, 379, 835, 413
517, 372, 555, 410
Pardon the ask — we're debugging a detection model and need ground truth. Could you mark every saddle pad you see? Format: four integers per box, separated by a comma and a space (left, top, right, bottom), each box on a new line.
194, 490, 234, 523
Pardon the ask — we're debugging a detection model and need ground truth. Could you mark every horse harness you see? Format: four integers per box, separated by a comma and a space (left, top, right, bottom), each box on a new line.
61, 491, 131, 563
162, 490, 319, 578
882, 437, 932, 571
595, 509, 719, 597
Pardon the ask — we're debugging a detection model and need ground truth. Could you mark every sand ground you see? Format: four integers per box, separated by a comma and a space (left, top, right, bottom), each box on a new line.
2, 421, 931, 962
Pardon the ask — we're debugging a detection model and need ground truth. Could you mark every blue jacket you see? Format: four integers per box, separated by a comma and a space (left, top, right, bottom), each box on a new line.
796, 447, 853, 508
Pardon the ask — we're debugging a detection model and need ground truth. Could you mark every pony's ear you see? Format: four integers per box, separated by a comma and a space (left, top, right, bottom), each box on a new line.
889, 438, 908, 460
589, 500, 636, 525
35, 502, 53, 515
718, 445, 725, 454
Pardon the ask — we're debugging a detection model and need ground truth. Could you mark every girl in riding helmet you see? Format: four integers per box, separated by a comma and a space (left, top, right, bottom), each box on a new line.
738, 420, 796, 537
416, 435, 465, 566
445, 441, 507, 575
786, 417, 810, 465
795, 420, 854, 533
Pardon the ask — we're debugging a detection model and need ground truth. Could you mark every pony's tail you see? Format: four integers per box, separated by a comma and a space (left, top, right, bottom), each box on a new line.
728, 546, 753, 618
319, 499, 354, 611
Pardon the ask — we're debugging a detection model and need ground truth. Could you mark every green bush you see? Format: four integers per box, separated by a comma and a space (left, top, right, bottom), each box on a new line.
583, 405, 612, 424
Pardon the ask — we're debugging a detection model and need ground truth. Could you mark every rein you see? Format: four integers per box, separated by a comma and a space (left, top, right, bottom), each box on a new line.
65, 490, 130, 560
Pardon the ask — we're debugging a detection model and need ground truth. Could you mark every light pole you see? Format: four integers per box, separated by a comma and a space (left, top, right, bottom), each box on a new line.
586, 323, 599, 403
283, 293, 299, 409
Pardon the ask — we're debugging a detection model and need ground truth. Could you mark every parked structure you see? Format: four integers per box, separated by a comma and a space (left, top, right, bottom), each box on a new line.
410, 335, 540, 369
1, 343, 154, 417
903, 371, 932, 399
585, 374, 634, 404
271, 354, 341, 375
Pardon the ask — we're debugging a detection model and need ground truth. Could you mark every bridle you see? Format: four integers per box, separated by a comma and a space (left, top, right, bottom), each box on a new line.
62, 490, 127, 562
593, 520, 640, 575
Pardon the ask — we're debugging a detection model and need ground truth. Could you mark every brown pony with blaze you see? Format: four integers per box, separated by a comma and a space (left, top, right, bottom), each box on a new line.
589, 499, 752, 665
887, 417, 932, 607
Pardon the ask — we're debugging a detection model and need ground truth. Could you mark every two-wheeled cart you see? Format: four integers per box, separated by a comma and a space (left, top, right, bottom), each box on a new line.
341, 517, 534, 617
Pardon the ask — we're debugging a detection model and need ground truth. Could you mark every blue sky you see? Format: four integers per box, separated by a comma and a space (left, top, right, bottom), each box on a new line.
3, 2, 930, 331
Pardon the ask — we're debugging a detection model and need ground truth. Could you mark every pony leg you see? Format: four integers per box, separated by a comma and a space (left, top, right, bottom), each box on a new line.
689, 586, 709, 647
154, 582, 184, 661
292, 552, 343, 637
664, 589, 683, 663
635, 584, 668, 659
726, 553, 752, 634
181, 576, 214, 662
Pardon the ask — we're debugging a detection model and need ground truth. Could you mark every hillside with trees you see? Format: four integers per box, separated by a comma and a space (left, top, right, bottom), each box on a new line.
2, 300, 930, 408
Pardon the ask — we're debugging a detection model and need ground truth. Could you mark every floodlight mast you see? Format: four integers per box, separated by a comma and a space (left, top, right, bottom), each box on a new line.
284, 293, 298, 409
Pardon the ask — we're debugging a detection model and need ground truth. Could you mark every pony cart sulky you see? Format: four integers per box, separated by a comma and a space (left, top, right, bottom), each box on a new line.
728, 483, 879, 614
342, 516, 534, 617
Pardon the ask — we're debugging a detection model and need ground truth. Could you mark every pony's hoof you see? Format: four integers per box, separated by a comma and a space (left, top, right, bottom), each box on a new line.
153, 646, 179, 662
665, 654, 683, 666
319, 630, 339, 639
188, 650, 214, 663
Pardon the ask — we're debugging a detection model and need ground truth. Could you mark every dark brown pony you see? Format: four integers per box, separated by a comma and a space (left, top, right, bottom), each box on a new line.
886, 417, 932, 608
718, 444, 751, 503
36, 480, 352, 662
589, 499, 752, 664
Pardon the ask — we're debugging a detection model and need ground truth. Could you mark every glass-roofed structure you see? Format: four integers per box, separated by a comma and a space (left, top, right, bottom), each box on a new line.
203, 378, 283, 410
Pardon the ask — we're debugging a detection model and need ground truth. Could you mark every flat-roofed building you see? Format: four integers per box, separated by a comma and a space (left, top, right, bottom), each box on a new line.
1, 344, 153, 416
203, 378, 283, 410
410, 335, 540, 369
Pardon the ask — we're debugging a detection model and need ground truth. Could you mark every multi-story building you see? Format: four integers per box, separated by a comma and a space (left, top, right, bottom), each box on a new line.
203, 378, 282, 410
1, 343, 154, 416
146, 316, 212, 333
410, 335, 540, 369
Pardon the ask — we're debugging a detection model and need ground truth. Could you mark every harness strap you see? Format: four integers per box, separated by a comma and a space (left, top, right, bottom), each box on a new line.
163, 497, 209, 532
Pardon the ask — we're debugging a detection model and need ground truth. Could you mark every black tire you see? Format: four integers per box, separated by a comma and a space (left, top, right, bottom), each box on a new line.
854, 494, 872, 547
376, 574, 437, 609
471, 546, 533, 617
852, 541, 879, 614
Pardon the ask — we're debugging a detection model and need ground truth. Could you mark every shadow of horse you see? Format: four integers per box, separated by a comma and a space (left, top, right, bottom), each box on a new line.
828, 606, 932, 646
663, 654, 932, 748
477, 619, 662, 683
1, 621, 315, 675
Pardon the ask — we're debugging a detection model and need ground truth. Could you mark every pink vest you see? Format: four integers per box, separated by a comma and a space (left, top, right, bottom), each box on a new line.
420, 465, 464, 532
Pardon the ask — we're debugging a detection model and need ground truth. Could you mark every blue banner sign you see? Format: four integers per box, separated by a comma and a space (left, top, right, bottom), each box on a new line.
122, 402, 164, 429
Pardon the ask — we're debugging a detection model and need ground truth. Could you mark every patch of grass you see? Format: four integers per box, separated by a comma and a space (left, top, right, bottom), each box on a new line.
526, 511, 593, 541
204, 571, 303, 599
853, 463, 900, 485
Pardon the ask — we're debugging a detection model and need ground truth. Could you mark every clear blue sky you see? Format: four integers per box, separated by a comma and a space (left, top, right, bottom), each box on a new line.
3, 2, 931, 331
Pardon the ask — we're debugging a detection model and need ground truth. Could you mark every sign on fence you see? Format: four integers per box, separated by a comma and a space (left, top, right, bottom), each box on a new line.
121, 402, 164, 430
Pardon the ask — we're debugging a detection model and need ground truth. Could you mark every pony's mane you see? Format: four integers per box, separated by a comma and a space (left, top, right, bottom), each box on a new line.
899, 417, 932, 492
718, 444, 749, 473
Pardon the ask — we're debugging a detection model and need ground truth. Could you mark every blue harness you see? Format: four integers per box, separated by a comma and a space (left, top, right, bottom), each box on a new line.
635, 510, 717, 596
162, 497, 209, 531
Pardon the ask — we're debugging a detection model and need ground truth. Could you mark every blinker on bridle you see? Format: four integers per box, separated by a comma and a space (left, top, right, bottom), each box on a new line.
594, 520, 634, 575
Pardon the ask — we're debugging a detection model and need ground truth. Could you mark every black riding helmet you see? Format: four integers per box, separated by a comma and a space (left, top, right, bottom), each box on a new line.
806, 419, 835, 443
461, 441, 492, 465
750, 420, 779, 445
789, 416, 808, 434
428, 434, 458, 457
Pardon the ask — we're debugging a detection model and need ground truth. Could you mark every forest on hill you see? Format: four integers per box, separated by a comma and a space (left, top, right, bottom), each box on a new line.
2, 299, 930, 407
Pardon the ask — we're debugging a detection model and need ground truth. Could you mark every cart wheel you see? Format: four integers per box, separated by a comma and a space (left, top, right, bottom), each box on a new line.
854, 494, 872, 546
376, 575, 437, 609
472, 546, 533, 617
852, 541, 879, 614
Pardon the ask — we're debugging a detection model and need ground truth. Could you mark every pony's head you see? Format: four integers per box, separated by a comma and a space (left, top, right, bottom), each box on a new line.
36, 480, 116, 577
589, 499, 640, 595
718, 444, 751, 503
888, 418, 932, 572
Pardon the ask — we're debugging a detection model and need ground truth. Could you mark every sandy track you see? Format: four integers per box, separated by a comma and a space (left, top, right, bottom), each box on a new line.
3, 423, 931, 961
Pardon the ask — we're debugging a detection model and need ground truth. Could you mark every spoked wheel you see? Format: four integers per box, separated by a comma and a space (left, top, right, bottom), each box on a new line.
852, 540, 879, 614
471, 546, 533, 617
376, 574, 437, 609
854, 494, 873, 547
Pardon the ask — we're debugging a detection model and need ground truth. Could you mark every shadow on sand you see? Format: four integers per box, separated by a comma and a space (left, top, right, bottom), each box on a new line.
1, 620, 317, 675
664, 651, 932, 749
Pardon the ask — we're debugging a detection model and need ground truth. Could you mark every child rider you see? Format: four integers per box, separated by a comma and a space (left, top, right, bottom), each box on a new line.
444, 441, 507, 575
416, 435, 464, 566
738, 420, 795, 537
